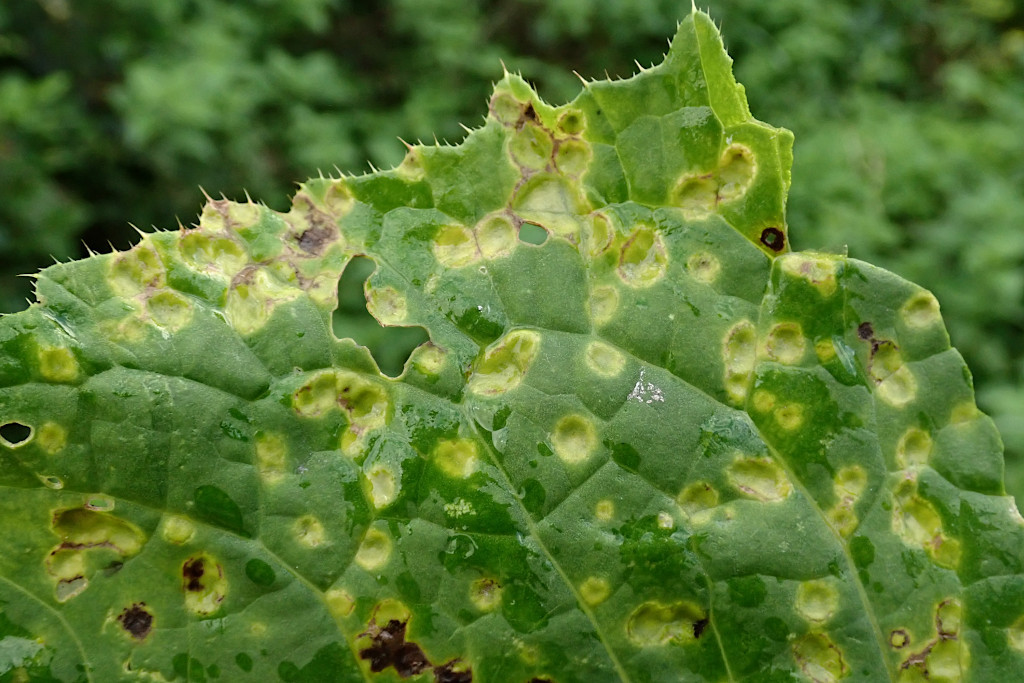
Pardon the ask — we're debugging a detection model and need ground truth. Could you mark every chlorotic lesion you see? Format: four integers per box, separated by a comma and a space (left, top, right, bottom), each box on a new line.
588, 285, 620, 327
37, 345, 80, 383
466, 329, 541, 396
366, 465, 398, 508
677, 481, 719, 519
550, 414, 598, 465
891, 477, 961, 569
584, 340, 626, 378
475, 214, 518, 260
470, 577, 503, 612
432, 439, 480, 479
325, 587, 356, 618
580, 576, 611, 606
671, 143, 757, 218
792, 632, 847, 683
354, 525, 392, 571
895, 427, 933, 469
46, 507, 146, 602
37, 421, 67, 454
291, 369, 390, 456
779, 253, 840, 298
145, 289, 194, 332
107, 242, 165, 298
898, 598, 968, 680
432, 224, 480, 268
826, 465, 868, 538
625, 600, 708, 646
763, 322, 807, 365
900, 290, 942, 329
255, 432, 288, 484
722, 320, 756, 406
293, 515, 327, 548
181, 552, 228, 616
617, 226, 668, 288
726, 455, 793, 502
686, 251, 721, 285
795, 579, 840, 624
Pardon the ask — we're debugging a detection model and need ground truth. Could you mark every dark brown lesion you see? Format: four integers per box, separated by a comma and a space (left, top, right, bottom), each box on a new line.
759, 227, 785, 252
182, 557, 205, 592
693, 617, 710, 639
358, 618, 472, 681
117, 602, 154, 640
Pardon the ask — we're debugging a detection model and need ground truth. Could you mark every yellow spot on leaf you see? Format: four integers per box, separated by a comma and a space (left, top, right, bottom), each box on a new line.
792, 632, 847, 683
618, 226, 668, 288
764, 322, 806, 365
796, 579, 839, 624
509, 123, 554, 170
355, 526, 392, 571
580, 577, 610, 606
896, 428, 933, 468
470, 578, 503, 612
38, 346, 79, 383
780, 253, 839, 297
411, 343, 447, 375
815, 338, 837, 363
224, 269, 301, 336
476, 214, 517, 260
37, 422, 66, 454
146, 290, 193, 331
255, 433, 288, 484
589, 285, 619, 326
325, 588, 355, 618
467, 329, 540, 396
294, 515, 326, 549
162, 515, 195, 545
1007, 614, 1024, 653
686, 251, 721, 284
595, 499, 615, 522
677, 481, 719, 518
752, 389, 775, 413
108, 243, 164, 297
179, 233, 248, 277
585, 340, 625, 377
774, 403, 804, 431
551, 414, 598, 464
367, 465, 398, 509
901, 291, 941, 329
366, 285, 407, 326
626, 600, 706, 646
722, 320, 756, 405
182, 553, 227, 617
892, 478, 960, 569
727, 455, 793, 502
433, 439, 479, 478
555, 139, 590, 176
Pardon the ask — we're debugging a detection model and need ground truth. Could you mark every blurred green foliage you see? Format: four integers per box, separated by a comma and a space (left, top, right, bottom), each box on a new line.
1, 0, 1022, 501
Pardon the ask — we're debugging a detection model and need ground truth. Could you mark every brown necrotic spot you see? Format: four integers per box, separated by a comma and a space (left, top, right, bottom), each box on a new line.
693, 617, 710, 639
434, 661, 472, 683
297, 224, 333, 254
759, 227, 785, 252
857, 322, 875, 340
182, 557, 205, 592
117, 602, 153, 640
359, 619, 430, 677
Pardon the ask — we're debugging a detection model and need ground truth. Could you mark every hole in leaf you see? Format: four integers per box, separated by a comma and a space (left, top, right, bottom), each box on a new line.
0, 421, 33, 447
759, 227, 785, 252
518, 222, 548, 246
334, 256, 429, 377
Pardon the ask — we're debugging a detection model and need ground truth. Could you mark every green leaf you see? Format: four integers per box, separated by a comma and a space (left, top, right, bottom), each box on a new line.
1, 8, 1023, 682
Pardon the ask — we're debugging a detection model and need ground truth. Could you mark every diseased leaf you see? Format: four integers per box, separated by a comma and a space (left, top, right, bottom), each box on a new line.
1, 8, 1023, 682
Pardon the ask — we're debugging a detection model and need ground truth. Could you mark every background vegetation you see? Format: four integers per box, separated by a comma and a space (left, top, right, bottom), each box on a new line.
1, 0, 1022, 502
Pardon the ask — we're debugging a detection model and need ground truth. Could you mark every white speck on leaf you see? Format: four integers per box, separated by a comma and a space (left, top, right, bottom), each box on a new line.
627, 367, 665, 404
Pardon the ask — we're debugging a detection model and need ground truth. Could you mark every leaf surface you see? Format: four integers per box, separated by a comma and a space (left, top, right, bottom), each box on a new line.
1, 9, 1023, 682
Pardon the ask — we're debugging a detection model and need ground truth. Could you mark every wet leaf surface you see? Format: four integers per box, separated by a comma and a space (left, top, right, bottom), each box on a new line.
0, 8, 1022, 682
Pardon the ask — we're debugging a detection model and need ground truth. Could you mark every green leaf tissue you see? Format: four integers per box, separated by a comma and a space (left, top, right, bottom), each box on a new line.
1, 7, 1022, 682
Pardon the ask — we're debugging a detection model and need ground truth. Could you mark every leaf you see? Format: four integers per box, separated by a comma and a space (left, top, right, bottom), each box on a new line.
1, 8, 1023, 682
